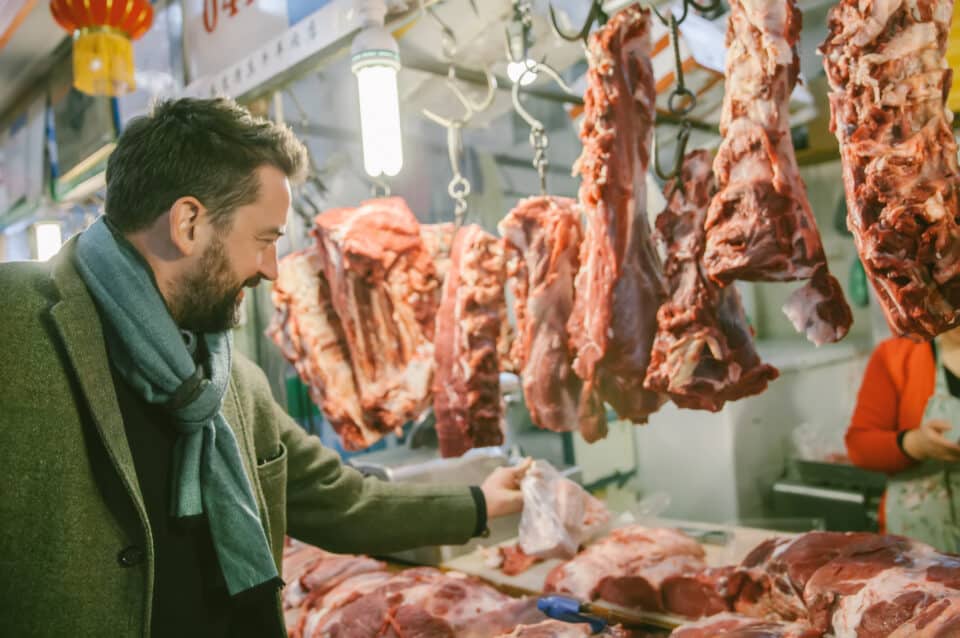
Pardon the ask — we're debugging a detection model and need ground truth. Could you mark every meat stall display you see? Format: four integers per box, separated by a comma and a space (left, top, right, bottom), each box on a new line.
433, 224, 508, 458
567, 5, 667, 435
703, 0, 852, 346
644, 150, 778, 412
500, 196, 606, 439
670, 613, 822, 638
282, 540, 545, 638
820, 0, 960, 339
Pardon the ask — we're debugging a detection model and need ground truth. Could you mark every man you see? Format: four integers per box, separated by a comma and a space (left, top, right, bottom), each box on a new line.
0, 98, 528, 637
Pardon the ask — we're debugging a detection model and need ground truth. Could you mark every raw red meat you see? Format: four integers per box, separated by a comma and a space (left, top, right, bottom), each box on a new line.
661, 566, 736, 619
544, 526, 706, 612
703, 0, 851, 345
670, 612, 822, 638
644, 150, 778, 411
312, 198, 440, 434
433, 225, 506, 457
419, 222, 456, 283
306, 567, 543, 638
267, 250, 377, 451
499, 543, 543, 577
500, 196, 605, 438
728, 531, 960, 635
567, 5, 667, 434
820, 0, 960, 339
497, 621, 645, 637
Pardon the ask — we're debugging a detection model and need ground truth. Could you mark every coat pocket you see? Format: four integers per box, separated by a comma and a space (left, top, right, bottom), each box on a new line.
256, 443, 288, 564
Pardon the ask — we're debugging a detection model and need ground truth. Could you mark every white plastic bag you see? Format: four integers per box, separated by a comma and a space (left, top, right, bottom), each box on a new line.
518, 460, 610, 559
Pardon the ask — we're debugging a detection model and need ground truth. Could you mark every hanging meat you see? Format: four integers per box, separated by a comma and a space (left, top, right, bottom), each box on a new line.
433, 224, 507, 458
567, 5, 667, 433
820, 0, 960, 339
645, 150, 779, 412
500, 196, 606, 438
311, 197, 440, 434
703, 0, 852, 346
266, 249, 380, 450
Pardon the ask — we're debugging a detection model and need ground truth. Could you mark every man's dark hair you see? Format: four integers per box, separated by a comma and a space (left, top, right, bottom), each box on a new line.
104, 97, 308, 233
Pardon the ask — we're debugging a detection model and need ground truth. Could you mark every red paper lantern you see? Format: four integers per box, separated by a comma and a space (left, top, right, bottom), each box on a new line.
49, 0, 153, 96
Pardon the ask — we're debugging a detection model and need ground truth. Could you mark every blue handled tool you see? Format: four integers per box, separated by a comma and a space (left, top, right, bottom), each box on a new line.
537, 595, 608, 634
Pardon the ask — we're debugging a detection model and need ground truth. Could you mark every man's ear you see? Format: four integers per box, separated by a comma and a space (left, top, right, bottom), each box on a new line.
169, 196, 207, 257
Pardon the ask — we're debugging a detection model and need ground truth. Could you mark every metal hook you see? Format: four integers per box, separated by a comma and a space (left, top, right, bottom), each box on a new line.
654, 121, 692, 183
421, 66, 498, 128
370, 176, 392, 199
512, 78, 551, 194
548, 0, 608, 45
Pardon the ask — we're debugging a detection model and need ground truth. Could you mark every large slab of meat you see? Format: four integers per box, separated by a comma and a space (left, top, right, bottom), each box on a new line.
703, 0, 851, 346
312, 197, 440, 433
500, 196, 605, 438
670, 613, 821, 638
820, 0, 960, 339
267, 249, 381, 450
304, 567, 544, 638
567, 5, 667, 432
644, 150, 778, 412
727, 531, 960, 636
544, 526, 709, 614
433, 224, 506, 457
497, 621, 645, 637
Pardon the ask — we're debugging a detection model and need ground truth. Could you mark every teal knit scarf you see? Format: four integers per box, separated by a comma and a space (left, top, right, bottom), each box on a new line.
74, 217, 280, 596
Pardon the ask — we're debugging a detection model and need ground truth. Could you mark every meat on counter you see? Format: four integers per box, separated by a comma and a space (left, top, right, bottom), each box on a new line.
703, 0, 852, 345
644, 150, 778, 411
568, 5, 667, 435
820, 0, 960, 339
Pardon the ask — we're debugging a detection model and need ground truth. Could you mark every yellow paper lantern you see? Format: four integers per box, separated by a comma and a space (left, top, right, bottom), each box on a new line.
49, 0, 153, 97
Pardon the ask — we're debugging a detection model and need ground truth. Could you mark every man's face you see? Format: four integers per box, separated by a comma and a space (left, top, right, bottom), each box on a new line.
171, 165, 290, 333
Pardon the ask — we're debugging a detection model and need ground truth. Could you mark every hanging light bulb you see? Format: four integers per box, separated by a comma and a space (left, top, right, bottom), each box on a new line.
351, 24, 403, 178
507, 59, 538, 86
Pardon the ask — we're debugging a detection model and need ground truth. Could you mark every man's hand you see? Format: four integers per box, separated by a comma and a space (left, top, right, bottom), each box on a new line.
903, 420, 960, 462
481, 458, 533, 519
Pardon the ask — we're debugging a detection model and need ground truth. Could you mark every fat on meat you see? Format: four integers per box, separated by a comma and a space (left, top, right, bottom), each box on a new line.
820, 0, 960, 339
703, 0, 852, 345
266, 249, 376, 450
433, 225, 506, 457
670, 612, 823, 638
312, 198, 440, 434
500, 196, 605, 438
567, 5, 667, 434
544, 526, 707, 613
644, 150, 778, 411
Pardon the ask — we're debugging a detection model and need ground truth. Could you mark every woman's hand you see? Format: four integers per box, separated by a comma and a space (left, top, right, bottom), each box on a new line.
902, 420, 960, 462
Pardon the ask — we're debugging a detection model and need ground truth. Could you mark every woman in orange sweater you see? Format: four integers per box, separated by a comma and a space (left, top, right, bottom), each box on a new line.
846, 328, 960, 551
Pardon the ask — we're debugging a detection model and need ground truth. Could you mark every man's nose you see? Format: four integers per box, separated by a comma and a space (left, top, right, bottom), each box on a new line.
259, 244, 279, 282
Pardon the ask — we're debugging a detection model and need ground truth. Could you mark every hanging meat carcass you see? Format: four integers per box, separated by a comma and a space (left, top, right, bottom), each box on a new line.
820, 0, 960, 339
500, 196, 606, 438
645, 150, 779, 411
267, 249, 381, 450
433, 224, 507, 458
703, 0, 852, 345
311, 198, 441, 435
567, 5, 667, 435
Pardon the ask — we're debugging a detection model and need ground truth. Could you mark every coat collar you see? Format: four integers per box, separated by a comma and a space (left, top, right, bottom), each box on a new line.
47, 236, 147, 513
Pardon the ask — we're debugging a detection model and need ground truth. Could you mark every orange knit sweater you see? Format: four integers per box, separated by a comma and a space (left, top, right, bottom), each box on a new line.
846, 337, 937, 531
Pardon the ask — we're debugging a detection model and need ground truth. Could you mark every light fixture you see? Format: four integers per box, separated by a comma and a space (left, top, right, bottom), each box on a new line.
33, 222, 63, 262
351, 1, 403, 178
505, 1, 539, 87
507, 60, 538, 86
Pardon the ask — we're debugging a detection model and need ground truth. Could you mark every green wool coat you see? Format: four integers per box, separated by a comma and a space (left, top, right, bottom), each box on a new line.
0, 238, 478, 637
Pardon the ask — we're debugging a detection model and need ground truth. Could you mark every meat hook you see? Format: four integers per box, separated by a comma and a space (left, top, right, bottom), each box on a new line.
421, 66, 497, 129
548, 0, 608, 46
653, 120, 691, 184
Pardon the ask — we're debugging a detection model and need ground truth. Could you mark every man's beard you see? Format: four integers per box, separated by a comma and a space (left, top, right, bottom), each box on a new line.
170, 238, 258, 333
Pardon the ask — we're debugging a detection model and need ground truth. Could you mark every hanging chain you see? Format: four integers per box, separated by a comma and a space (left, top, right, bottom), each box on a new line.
530, 126, 550, 195
446, 124, 471, 228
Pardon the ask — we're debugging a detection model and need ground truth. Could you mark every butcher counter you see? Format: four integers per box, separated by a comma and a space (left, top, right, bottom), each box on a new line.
440, 517, 789, 631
